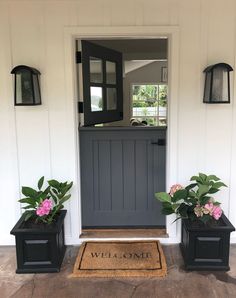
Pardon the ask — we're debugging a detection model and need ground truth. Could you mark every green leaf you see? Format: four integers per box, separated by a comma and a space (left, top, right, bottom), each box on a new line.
18, 198, 30, 203
38, 191, 48, 201
198, 184, 209, 197
23, 211, 34, 222
48, 179, 60, 189
18, 197, 36, 206
172, 189, 188, 202
207, 175, 220, 181
38, 176, 44, 190
187, 197, 197, 205
190, 176, 202, 183
155, 192, 171, 203
58, 194, 71, 205
49, 190, 58, 204
208, 188, 219, 194
199, 173, 207, 181
58, 205, 64, 210
185, 183, 197, 191
177, 204, 189, 218
60, 182, 73, 196
199, 196, 210, 206
188, 190, 197, 198
42, 186, 51, 196
22, 206, 35, 210
190, 175, 199, 181
21, 187, 38, 199
161, 206, 174, 215
172, 216, 182, 223
171, 203, 180, 210
212, 182, 227, 189
67, 181, 73, 189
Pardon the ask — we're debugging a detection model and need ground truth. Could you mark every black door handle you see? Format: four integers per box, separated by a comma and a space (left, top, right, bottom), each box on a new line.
151, 139, 166, 146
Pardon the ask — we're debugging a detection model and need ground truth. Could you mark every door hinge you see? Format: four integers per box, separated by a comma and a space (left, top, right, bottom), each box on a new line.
76, 51, 81, 64
78, 102, 84, 113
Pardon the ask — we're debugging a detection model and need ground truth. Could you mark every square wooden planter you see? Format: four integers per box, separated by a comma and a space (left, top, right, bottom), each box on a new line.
10, 210, 67, 273
180, 213, 235, 271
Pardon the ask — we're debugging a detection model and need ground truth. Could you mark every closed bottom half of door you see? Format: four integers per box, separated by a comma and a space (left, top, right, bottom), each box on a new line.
80, 127, 166, 228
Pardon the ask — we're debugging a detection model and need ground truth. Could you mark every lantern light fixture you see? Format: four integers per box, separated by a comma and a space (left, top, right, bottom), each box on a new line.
11, 65, 41, 106
203, 63, 233, 104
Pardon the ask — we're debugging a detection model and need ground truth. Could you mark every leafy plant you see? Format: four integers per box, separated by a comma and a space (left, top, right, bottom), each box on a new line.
155, 173, 226, 223
19, 177, 73, 224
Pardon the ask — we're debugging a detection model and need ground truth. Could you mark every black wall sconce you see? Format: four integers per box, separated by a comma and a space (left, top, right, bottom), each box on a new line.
11, 65, 41, 106
203, 63, 233, 104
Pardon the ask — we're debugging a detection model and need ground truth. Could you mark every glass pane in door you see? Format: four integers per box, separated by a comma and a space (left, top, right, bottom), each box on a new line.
106, 61, 116, 84
90, 87, 103, 111
90, 57, 103, 83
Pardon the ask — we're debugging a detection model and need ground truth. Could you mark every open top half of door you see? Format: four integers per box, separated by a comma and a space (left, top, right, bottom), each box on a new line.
81, 40, 123, 126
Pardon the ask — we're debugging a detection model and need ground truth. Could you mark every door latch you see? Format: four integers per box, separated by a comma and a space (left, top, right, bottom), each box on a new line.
151, 139, 166, 146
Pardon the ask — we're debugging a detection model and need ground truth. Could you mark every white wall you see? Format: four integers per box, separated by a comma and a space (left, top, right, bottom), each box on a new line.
1, 0, 236, 244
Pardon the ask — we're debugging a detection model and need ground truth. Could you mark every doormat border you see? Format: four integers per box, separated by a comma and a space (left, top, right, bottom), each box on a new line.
70, 240, 167, 278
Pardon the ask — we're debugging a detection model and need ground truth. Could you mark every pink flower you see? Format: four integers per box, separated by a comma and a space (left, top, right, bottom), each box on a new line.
204, 201, 222, 220
169, 184, 183, 196
41, 199, 53, 210
204, 202, 214, 215
36, 199, 53, 217
212, 206, 222, 220
36, 207, 49, 216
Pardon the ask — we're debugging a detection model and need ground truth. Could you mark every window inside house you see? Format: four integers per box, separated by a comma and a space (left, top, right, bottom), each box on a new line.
132, 84, 167, 126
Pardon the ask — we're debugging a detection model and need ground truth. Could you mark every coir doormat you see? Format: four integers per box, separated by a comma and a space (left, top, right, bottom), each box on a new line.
71, 241, 167, 278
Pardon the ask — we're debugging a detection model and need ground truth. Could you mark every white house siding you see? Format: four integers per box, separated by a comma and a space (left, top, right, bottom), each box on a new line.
0, 0, 236, 244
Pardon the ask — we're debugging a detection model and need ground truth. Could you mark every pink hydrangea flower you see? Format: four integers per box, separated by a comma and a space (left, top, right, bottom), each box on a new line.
204, 201, 222, 220
169, 184, 183, 196
36, 199, 53, 217
41, 199, 52, 210
212, 205, 222, 220
204, 202, 214, 215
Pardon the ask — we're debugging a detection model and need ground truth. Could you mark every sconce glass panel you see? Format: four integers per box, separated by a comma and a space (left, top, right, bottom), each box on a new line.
203, 63, 233, 104
203, 72, 212, 103
212, 67, 228, 102
33, 74, 41, 104
11, 65, 41, 106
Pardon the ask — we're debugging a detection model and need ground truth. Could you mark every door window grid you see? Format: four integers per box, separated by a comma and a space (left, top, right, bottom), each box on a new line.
89, 56, 118, 113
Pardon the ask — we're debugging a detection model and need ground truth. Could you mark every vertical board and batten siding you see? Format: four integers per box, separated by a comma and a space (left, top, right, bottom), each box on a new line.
0, 0, 236, 244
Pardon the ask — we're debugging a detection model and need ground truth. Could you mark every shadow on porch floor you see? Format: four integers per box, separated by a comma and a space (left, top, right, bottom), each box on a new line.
0, 245, 236, 298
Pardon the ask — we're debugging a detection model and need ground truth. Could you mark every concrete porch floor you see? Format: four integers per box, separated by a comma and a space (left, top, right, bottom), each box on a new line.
1, 245, 236, 298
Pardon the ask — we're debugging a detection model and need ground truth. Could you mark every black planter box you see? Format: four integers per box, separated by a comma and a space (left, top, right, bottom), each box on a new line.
180, 213, 235, 271
10, 210, 67, 273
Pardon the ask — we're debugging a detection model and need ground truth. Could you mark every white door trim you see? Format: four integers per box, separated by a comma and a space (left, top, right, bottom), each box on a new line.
63, 26, 180, 244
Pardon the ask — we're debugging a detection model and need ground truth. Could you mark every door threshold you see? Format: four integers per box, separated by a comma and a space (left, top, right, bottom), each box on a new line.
80, 228, 168, 239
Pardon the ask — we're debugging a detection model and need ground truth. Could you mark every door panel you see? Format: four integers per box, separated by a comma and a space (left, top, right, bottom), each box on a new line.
81, 41, 123, 126
80, 127, 166, 227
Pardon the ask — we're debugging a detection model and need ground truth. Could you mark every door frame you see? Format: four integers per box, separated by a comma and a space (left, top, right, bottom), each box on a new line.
64, 26, 180, 244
